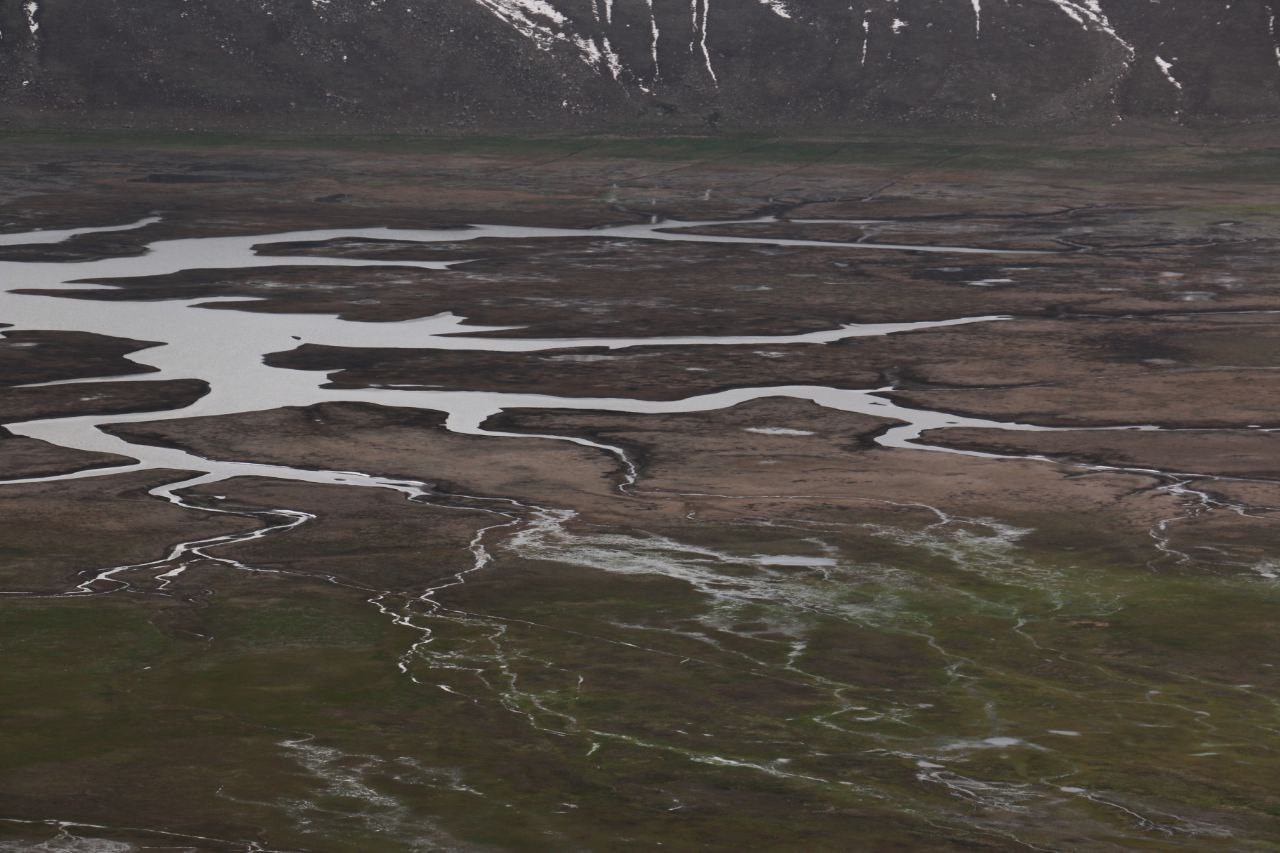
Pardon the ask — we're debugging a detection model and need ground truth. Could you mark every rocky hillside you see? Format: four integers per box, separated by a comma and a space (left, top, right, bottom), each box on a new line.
2, 0, 1279, 130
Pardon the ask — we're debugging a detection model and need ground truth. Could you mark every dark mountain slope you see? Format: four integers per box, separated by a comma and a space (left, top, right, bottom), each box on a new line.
2, 0, 1279, 130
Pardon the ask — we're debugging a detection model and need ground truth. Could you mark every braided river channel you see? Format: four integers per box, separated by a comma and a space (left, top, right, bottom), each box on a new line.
1, 214, 1278, 851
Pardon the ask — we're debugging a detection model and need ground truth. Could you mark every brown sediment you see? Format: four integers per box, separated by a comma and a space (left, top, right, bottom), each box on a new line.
0, 379, 209, 424
0, 468, 257, 594
104, 401, 622, 511
0, 330, 161, 386
891, 368, 1280, 429
924, 427, 1280, 479
178, 476, 507, 593
263, 312, 1280, 430
103, 396, 1173, 560
267, 341, 885, 400
486, 399, 1167, 541
0, 434, 132, 479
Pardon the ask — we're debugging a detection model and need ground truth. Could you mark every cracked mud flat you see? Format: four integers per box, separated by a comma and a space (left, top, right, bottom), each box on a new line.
2, 137, 1280, 851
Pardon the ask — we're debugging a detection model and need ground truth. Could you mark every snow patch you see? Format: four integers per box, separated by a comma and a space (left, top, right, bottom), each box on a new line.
860, 13, 871, 66
471, 0, 624, 79
1043, 0, 1134, 57
757, 0, 792, 19
472, 0, 569, 49
693, 0, 718, 84
1155, 55, 1184, 91
646, 0, 661, 80
1268, 5, 1280, 70
600, 35, 623, 79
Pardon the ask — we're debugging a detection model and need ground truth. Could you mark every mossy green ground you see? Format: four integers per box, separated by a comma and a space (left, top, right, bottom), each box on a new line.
2, 128, 1275, 177
2, 515, 1278, 850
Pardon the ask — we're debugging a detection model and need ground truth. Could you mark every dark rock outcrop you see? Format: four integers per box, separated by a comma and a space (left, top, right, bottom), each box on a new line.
1, 0, 1278, 130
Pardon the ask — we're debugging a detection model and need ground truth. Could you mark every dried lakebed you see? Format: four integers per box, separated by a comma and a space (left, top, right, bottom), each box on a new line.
2, 211, 1280, 851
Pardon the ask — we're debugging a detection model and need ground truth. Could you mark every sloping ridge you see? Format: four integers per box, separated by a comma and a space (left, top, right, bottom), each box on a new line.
1, 0, 1279, 130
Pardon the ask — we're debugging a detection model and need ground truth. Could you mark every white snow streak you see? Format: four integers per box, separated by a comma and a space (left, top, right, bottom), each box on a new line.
647, 0, 661, 80
465, 0, 1144, 91
572, 34, 603, 68
471, 0, 569, 50
692, 0, 717, 84
1154, 55, 1184, 91
861, 12, 871, 66
23, 0, 39, 36
1268, 5, 1280, 70
757, 0, 792, 19
472, 0, 626, 78
1043, 0, 1134, 57
600, 35, 623, 79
